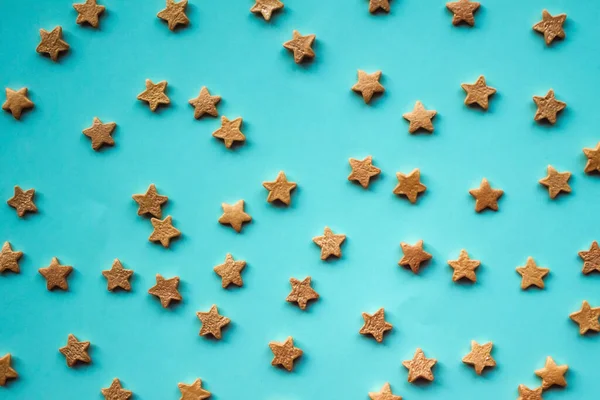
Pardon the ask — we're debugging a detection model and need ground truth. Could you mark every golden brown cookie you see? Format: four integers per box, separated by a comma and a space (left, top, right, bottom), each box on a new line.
583, 142, 600, 174
2, 88, 34, 120
393, 169, 426, 203
539, 166, 571, 198
368, 383, 401, 400
189, 87, 221, 119
157, 0, 189, 31
578, 241, 600, 275
569, 300, 600, 335
286, 277, 319, 310
461, 76, 496, 110
446, 0, 480, 26
178, 378, 211, 400
102, 259, 133, 291
59, 334, 91, 367
269, 337, 302, 371
73, 0, 105, 28
196, 305, 230, 339
533, 90, 566, 124
250, 0, 284, 21
148, 274, 182, 308
218, 200, 252, 232
312, 227, 346, 260
516, 257, 549, 290
7, 186, 37, 217
39, 257, 73, 290
535, 357, 568, 389
212, 116, 246, 148
368, 0, 390, 13
283, 30, 315, 63
348, 156, 381, 188
351, 70, 384, 104
263, 171, 297, 205
448, 249, 480, 282
533, 10, 566, 45
82, 117, 116, 150
149, 216, 181, 247
469, 178, 503, 212
402, 348, 436, 383
0, 354, 17, 386
36, 27, 69, 61
137, 80, 170, 112
399, 240, 431, 273
462, 341, 496, 375
359, 308, 392, 343
0, 242, 23, 274
101, 378, 132, 400
403, 101, 436, 133
132, 184, 168, 219
214, 253, 246, 288
517, 385, 543, 400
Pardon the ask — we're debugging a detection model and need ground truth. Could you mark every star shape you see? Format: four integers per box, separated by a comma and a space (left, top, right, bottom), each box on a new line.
517, 385, 543, 400
402, 348, 437, 383
0, 242, 23, 274
368, 382, 401, 400
59, 334, 91, 367
368, 0, 391, 13
263, 171, 297, 205
73, 0, 106, 28
102, 259, 133, 291
132, 184, 168, 218
189, 87, 221, 119
312, 226, 346, 260
82, 117, 116, 150
533, 89, 566, 124
39, 257, 73, 290
583, 142, 600, 174
398, 240, 432, 273
462, 341, 496, 375
101, 378, 132, 400
178, 378, 211, 400
218, 200, 252, 232
137, 79, 170, 112
539, 165, 571, 199
533, 10, 566, 45
461, 76, 496, 110
0, 354, 18, 386
2, 87, 34, 120
402, 101, 436, 133
212, 116, 246, 148
148, 274, 182, 308
36, 26, 69, 61
149, 216, 181, 247
535, 356, 568, 389
469, 178, 503, 212
393, 169, 426, 203
269, 336, 303, 371
196, 305, 230, 339
448, 249, 480, 282
516, 257, 549, 290
569, 300, 600, 335
359, 308, 393, 343
579, 241, 600, 275
351, 70, 385, 104
157, 0, 189, 31
214, 253, 246, 288
7, 185, 37, 217
446, 0, 480, 26
348, 156, 381, 188
283, 30, 316, 64
286, 277, 319, 310
250, 0, 284, 21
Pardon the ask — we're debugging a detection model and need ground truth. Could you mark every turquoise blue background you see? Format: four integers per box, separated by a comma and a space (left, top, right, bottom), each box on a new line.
1, 0, 599, 398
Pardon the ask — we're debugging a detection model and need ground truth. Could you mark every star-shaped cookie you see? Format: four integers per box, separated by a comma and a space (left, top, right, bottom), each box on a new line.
148, 274, 182, 308
269, 337, 302, 371
516, 257, 549, 289
533, 10, 566, 45
0, 354, 18, 386
36, 26, 69, 61
399, 240, 432, 273
197, 305, 230, 339
539, 165, 571, 199
393, 169, 426, 203
579, 241, 600, 275
178, 378, 211, 400
368, 383, 401, 400
2, 88, 34, 120
461, 76, 496, 110
263, 171, 297, 205
101, 378, 132, 400
368, 0, 391, 13
137, 79, 170, 111
446, 0, 480, 26
59, 334, 91, 367
533, 89, 566, 124
348, 156, 381, 188
102, 259, 133, 291
39, 257, 73, 290
73, 0, 106, 28
214, 253, 246, 288
283, 30, 316, 63
535, 356, 568, 389
218, 200, 252, 232
517, 385, 543, 400
157, 0, 189, 31
82, 117, 116, 150
149, 216, 181, 247
0, 242, 23, 274
402, 348, 436, 383
133, 184, 168, 218
469, 178, 503, 212
448, 249, 480, 282
250, 0, 284, 21
7, 186, 37, 217
583, 142, 600, 174
569, 300, 600, 335
313, 227, 346, 260
286, 277, 319, 310
189, 87, 221, 119
462, 341, 496, 375
351, 70, 385, 104
359, 308, 393, 343
212, 116, 246, 148
403, 101, 436, 133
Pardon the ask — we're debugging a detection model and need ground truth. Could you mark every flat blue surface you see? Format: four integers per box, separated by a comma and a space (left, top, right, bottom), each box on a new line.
1, 0, 600, 399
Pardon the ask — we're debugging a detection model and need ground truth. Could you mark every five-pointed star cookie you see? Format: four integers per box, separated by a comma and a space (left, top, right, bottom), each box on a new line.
368, 382, 402, 400
535, 356, 568, 389
0, 242, 23, 274
286, 277, 319, 310
212, 116, 246, 148
403, 101, 437, 133
461, 76, 496, 110
178, 378, 211, 400
149, 216, 181, 247
102, 259, 133, 291
73, 0, 106, 28
214, 253, 246, 288
218, 200, 252, 232
348, 156, 381, 188
157, 0, 189, 31
462, 341, 496, 375
539, 165, 571, 199
399, 240, 432, 273
402, 348, 437, 383
2, 88, 34, 120
0, 354, 17, 386
196, 305, 230, 339
283, 30, 316, 64
189, 87, 221, 119
569, 300, 600, 335
137, 79, 170, 112
533, 10, 566, 46
313, 226, 346, 260
7, 186, 37, 217
351, 70, 385, 104
393, 169, 426, 203
359, 308, 393, 343
59, 334, 91, 367
517, 385, 543, 400
469, 178, 503, 212
368, 0, 391, 13
579, 241, 600, 275
133, 184, 168, 218
101, 378, 132, 400
269, 336, 303, 371
263, 171, 297, 205
446, 0, 480, 26
448, 249, 480, 282
516, 257, 549, 290
250, 0, 284, 21
82, 117, 116, 150
533, 89, 566, 124
583, 142, 600, 174
39, 257, 73, 290
148, 274, 182, 308
36, 26, 69, 61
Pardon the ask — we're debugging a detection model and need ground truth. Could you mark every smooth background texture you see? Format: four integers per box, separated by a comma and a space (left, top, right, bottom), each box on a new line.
1, 0, 599, 399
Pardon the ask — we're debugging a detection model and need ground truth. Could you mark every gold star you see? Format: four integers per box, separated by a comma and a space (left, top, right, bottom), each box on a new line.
213, 253, 246, 288
188, 87, 221, 119
7, 185, 37, 217
533, 89, 566, 124
196, 305, 230, 339
178, 378, 211, 400
269, 336, 302, 371
212, 116, 246, 148
469, 178, 503, 212
368, 0, 391, 13
359, 308, 393, 343
250, 0, 284, 21
218, 200, 252, 232
0, 242, 23, 274
82, 117, 116, 150
39, 257, 73, 291
286, 277, 319, 310
583, 142, 600, 174
132, 184, 168, 219
149, 216, 181, 247
462, 341, 496, 375
101, 259, 133, 292
312, 227, 346, 260
533, 10, 566, 45
157, 0, 189, 31
101, 378, 132, 400
393, 169, 426, 203
283, 30, 316, 64
59, 334, 91, 367
351, 70, 385, 104
348, 156, 381, 188
148, 274, 182, 308
0, 354, 17, 386
517, 385, 543, 400
448, 249, 480, 282
36, 27, 69, 62
137, 79, 170, 112
402, 348, 436, 383
402, 101, 436, 133
579, 241, 600, 275
368, 383, 401, 400
516, 257, 549, 290
263, 171, 297, 205
539, 165, 571, 199
73, 0, 105, 28
461, 76, 496, 110
569, 300, 600, 335
2, 88, 34, 120
446, 0, 480, 26
398, 240, 432, 273
535, 356, 568, 389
